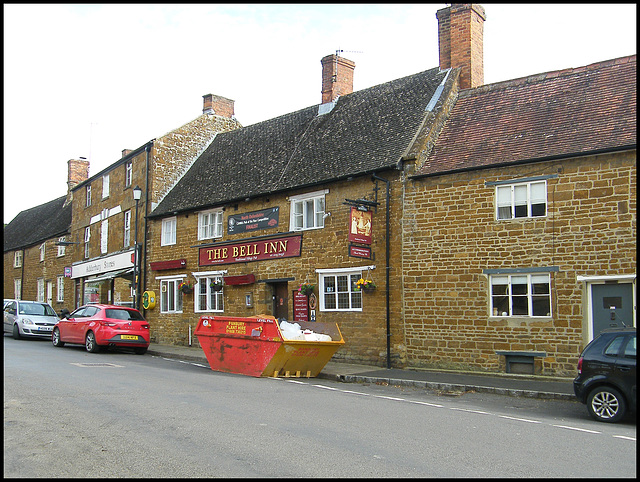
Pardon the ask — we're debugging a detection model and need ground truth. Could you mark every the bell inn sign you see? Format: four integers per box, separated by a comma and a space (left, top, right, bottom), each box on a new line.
199, 234, 302, 266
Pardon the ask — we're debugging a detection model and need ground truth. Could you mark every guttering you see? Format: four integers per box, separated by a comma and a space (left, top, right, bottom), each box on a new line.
410, 144, 636, 180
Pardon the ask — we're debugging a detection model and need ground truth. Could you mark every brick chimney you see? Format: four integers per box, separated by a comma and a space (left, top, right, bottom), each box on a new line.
68, 158, 90, 190
65, 158, 90, 206
436, 3, 486, 89
203, 94, 235, 118
321, 54, 356, 104
122, 149, 132, 158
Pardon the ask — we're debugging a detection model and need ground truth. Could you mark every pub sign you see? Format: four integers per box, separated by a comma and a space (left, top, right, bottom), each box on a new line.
228, 207, 279, 234
348, 206, 372, 245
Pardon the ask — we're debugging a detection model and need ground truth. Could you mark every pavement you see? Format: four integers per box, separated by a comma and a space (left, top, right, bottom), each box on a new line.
147, 343, 577, 401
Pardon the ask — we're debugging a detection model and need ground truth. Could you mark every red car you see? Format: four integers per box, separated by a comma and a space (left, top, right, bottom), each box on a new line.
52, 304, 150, 354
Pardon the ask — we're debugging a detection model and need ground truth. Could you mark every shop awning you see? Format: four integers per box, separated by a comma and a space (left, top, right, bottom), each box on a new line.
85, 268, 134, 283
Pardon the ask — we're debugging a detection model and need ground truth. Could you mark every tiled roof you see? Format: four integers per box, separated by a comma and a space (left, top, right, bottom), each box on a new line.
150, 66, 450, 217
415, 55, 637, 177
4, 196, 72, 252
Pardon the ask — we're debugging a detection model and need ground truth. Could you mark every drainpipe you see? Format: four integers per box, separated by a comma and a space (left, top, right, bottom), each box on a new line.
371, 173, 391, 369
20, 249, 25, 299
142, 142, 152, 315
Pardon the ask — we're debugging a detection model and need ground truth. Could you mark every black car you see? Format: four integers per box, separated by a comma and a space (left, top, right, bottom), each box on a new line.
573, 327, 636, 423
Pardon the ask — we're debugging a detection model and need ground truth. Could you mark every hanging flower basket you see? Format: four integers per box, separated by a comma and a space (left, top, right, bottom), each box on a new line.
210, 280, 223, 292
355, 278, 376, 292
299, 282, 315, 296
179, 281, 193, 294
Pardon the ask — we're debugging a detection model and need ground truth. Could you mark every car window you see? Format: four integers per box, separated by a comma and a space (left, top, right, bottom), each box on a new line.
19, 303, 56, 316
69, 307, 87, 318
84, 307, 100, 317
622, 335, 636, 358
604, 335, 625, 357
5, 301, 16, 314
105, 309, 144, 321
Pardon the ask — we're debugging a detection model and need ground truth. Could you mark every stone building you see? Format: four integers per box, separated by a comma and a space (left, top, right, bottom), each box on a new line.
65, 94, 241, 310
403, 55, 636, 376
4, 95, 241, 312
142, 46, 462, 366
142, 4, 635, 375
5, 4, 635, 377
3, 160, 88, 311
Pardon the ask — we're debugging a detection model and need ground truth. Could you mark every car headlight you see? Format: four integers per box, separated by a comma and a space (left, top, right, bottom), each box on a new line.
20, 317, 35, 325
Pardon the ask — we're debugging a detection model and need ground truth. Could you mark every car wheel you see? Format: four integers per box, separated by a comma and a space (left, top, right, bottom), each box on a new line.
587, 386, 627, 423
12, 324, 21, 340
85, 331, 101, 353
52, 328, 65, 347
134, 347, 148, 355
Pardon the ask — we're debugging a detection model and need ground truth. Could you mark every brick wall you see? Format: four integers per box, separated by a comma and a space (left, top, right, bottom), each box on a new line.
150, 114, 241, 208
3, 240, 75, 312
437, 4, 485, 89
402, 151, 636, 376
63, 110, 241, 309
144, 172, 407, 367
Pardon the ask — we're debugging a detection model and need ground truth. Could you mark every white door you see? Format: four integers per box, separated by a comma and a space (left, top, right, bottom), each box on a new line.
46, 281, 54, 306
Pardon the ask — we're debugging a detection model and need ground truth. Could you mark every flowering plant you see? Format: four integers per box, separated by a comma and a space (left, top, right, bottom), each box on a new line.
355, 278, 376, 291
210, 279, 223, 291
298, 282, 315, 296
178, 281, 193, 293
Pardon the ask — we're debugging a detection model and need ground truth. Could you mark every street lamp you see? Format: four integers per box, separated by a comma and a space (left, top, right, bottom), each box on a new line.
132, 185, 142, 310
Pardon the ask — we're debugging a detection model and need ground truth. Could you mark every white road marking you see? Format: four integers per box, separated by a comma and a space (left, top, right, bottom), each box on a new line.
450, 408, 490, 415
613, 435, 635, 441
499, 415, 542, 424
408, 400, 444, 408
553, 425, 601, 434
155, 359, 634, 442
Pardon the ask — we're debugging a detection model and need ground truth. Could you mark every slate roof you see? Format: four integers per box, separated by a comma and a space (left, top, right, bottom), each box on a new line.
4, 196, 72, 252
150, 66, 451, 218
414, 55, 637, 178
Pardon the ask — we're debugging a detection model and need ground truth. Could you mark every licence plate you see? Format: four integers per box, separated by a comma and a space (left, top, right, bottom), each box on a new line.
121, 335, 138, 340
39, 326, 53, 332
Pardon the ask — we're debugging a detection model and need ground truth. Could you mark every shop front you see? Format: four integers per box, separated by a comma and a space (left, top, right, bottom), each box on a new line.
70, 249, 135, 308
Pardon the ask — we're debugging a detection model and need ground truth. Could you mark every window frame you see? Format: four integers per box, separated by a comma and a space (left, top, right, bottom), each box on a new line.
14, 251, 22, 268
495, 180, 547, 220
57, 237, 66, 257
125, 161, 133, 187
198, 209, 224, 240
100, 219, 109, 254
57, 275, 64, 302
123, 210, 131, 247
289, 189, 327, 231
14, 279, 21, 299
39, 243, 45, 262
158, 276, 184, 314
102, 174, 110, 199
193, 271, 225, 313
161, 217, 177, 246
84, 226, 91, 259
86, 184, 92, 207
37, 278, 45, 302
490, 272, 552, 318
317, 267, 365, 312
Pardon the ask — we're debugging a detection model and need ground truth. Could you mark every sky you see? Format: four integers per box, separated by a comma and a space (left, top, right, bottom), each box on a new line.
3, 3, 636, 224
